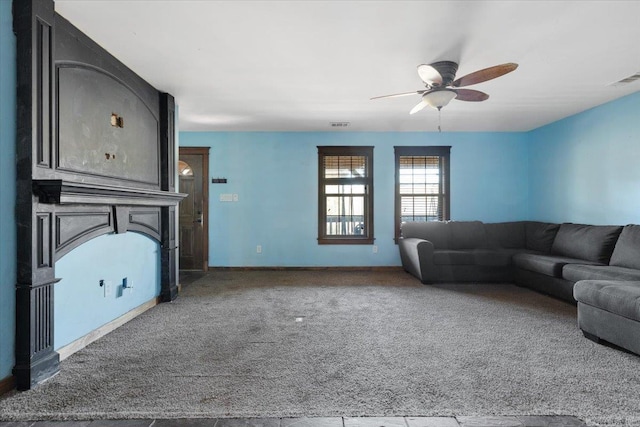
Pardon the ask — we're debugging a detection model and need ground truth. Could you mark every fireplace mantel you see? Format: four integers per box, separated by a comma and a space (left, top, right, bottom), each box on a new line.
33, 180, 186, 207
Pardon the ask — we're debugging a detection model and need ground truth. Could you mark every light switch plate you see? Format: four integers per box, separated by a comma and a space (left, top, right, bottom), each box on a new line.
104, 281, 113, 298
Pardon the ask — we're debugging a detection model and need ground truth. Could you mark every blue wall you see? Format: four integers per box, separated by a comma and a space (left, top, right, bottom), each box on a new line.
528, 91, 640, 225
0, 0, 17, 381
180, 131, 529, 267
54, 233, 161, 349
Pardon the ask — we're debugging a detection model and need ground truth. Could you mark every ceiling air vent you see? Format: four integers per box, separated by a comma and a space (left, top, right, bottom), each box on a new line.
330, 122, 350, 128
610, 72, 640, 86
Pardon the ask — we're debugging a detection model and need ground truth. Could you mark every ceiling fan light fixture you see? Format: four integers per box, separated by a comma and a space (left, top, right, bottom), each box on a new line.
423, 89, 457, 109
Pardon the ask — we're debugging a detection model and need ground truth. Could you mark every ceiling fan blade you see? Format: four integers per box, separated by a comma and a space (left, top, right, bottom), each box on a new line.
452, 63, 518, 87
370, 90, 425, 100
417, 64, 443, 86
454, 89, 489, 102
409, 100, 428, 115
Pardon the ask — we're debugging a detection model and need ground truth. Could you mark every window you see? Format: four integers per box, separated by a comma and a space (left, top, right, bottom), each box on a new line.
394, 146, 451, 242
318, 146, 374, 244
178, 160, 194, 176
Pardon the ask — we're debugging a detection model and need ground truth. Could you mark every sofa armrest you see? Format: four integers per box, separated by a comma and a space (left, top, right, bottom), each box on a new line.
399, 237, 435, 283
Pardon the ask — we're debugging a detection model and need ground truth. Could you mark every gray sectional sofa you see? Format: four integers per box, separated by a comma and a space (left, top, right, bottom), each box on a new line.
399, 220, 640, 355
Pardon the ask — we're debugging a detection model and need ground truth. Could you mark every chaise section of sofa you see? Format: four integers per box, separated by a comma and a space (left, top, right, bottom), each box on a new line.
574, 279, 640, 355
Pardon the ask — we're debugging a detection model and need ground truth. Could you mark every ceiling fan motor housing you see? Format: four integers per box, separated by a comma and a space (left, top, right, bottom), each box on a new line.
430, 61, 459, 87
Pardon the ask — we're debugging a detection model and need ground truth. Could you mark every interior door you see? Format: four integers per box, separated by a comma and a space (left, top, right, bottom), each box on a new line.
178, 148, 209, 270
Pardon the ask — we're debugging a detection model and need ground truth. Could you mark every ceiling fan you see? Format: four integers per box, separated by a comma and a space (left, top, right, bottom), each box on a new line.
371, 61, 518, 114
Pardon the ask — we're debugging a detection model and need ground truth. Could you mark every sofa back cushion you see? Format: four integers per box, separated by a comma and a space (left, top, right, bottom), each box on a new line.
401, 221, 451, 249
484, 221, 526, 248
551, 223, 623, 263
609, 224, 640, 269
448, 221, 488, 249
525, 221, 560, 253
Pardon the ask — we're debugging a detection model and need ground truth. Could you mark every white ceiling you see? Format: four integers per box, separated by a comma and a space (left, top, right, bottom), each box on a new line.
54, 0, 640, 133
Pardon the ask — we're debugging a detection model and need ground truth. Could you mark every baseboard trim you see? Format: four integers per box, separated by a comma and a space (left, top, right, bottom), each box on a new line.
57, 297, 160, 361
0, 375, 15, 396
208, 266, 404, 272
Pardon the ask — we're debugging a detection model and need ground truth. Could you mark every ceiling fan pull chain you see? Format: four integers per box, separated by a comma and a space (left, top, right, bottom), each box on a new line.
438, 107, 442, 133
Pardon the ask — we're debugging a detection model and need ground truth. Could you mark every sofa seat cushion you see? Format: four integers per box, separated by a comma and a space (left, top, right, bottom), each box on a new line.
512, 253, 601, 277
574, 280, 640, 322
433, 249, 514, 266
472, 249, 513, 266
563, 264, 640, 282
433, 250, 475, 265
499, 248, 543, 258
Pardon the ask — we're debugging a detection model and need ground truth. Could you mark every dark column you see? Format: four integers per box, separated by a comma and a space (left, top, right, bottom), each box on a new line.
160, 93, 178, 302
13, 0, 60, 390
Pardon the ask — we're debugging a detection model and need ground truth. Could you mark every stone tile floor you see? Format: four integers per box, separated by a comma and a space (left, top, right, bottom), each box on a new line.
0, 415, 589, 427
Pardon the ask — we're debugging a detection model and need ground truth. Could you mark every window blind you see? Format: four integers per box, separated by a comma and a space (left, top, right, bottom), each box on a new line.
394, 146, 451, 242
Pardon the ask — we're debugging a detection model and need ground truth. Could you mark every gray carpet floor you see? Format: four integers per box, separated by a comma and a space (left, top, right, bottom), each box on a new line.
1, 270, 639, 426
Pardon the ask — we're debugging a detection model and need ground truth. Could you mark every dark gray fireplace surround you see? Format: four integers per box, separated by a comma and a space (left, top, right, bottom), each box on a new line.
13, 0, 185, 389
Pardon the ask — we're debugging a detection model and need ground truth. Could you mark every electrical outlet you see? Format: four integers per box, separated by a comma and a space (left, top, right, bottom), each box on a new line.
233, 193, 239, 202
122, 277, 134, 294
256, 245, 262, 254
372, 245, 378, 254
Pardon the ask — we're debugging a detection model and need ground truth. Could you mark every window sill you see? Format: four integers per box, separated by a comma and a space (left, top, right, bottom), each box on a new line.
318, 238, 374, 245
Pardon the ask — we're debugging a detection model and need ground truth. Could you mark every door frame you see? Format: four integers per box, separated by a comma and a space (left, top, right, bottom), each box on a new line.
179, 147, 210, 271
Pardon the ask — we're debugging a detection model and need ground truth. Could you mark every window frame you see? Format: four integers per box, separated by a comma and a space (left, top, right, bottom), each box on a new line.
394, 146, 451, 243
317, 146, 374, 245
